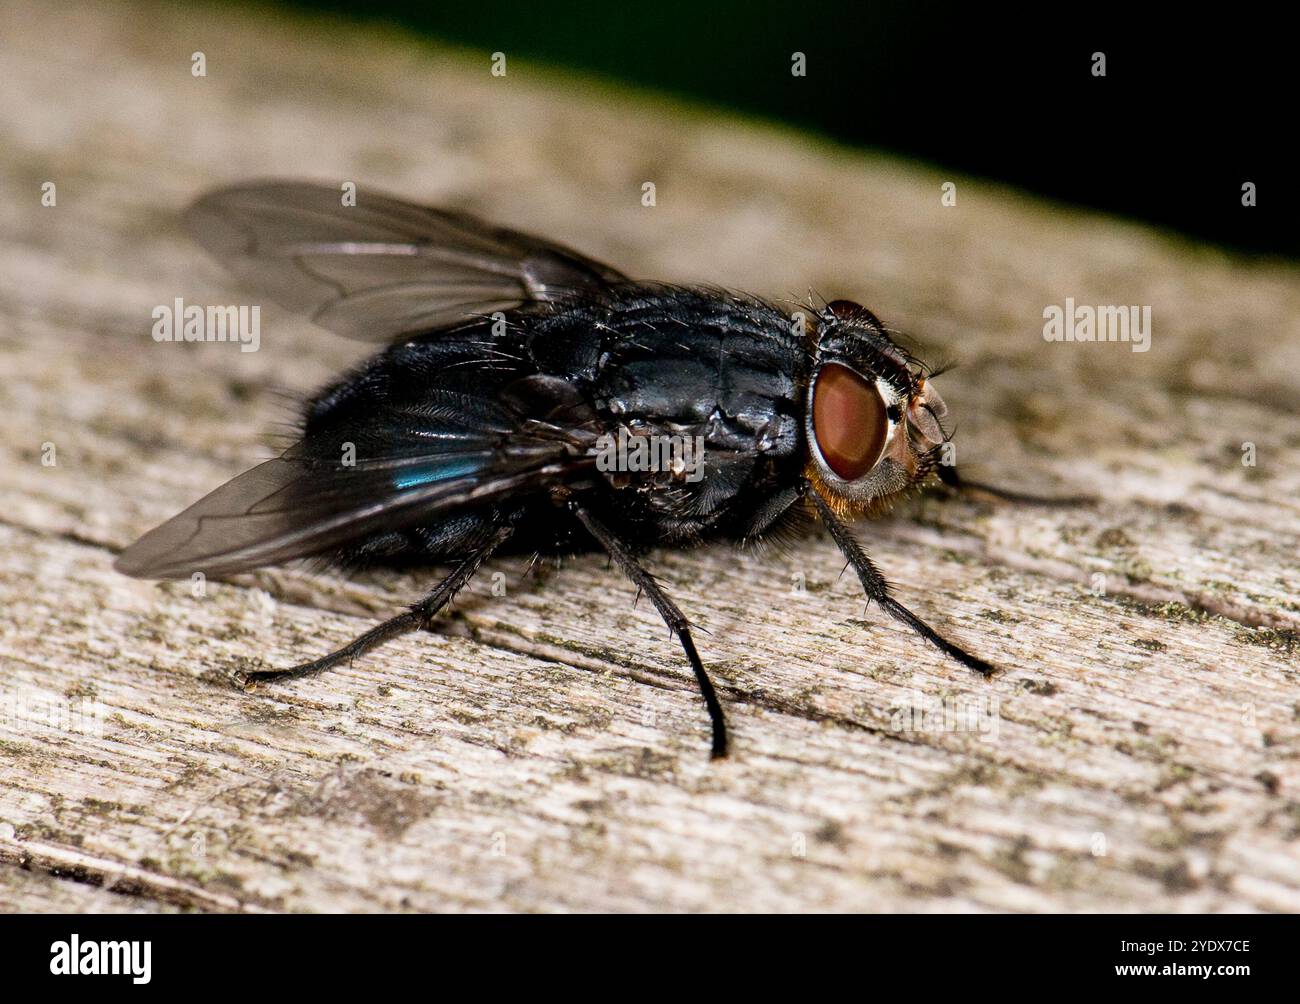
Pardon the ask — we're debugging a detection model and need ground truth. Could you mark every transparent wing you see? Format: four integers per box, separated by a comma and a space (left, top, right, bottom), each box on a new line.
184, 180, 628, 342
115, 436, 586, 579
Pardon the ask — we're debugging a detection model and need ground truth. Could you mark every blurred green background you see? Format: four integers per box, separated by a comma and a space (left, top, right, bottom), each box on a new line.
287, 0, 1285, 256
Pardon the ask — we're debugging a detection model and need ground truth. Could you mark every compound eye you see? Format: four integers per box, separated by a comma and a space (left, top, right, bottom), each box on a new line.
825, 299, 884, 330
826, 299, 865, 320
812, 363, 889, 481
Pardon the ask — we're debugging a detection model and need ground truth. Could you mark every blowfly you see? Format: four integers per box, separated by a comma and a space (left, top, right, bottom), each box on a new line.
117, 181, 1078, 759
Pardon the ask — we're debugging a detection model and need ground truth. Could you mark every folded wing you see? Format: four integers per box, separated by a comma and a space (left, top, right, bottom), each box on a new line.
116, 432, 584, 579
184, 180, 628, 342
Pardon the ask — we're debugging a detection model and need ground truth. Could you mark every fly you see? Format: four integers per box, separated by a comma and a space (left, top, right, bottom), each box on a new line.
117, 181, 1084, 759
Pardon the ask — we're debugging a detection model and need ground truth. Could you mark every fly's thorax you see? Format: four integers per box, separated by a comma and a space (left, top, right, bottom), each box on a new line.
586, 290, 806, 499
590, 421, 710, 486
802, 300, 948, 517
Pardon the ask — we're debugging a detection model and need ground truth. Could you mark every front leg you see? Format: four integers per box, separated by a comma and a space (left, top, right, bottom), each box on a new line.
805, 483, 994, 677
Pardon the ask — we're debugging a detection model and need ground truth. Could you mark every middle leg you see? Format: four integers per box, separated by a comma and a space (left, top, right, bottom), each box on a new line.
569, 501, 729, 759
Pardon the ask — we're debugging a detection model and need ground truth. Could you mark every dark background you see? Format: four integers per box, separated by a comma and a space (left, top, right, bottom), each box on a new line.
289, 1, 1287, 257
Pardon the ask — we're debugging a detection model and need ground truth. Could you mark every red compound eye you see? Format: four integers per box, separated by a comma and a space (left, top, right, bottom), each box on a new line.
826, 299, 865, 320
812, 363, 889, 481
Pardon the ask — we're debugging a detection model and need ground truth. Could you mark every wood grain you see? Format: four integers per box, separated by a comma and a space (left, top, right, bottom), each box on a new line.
1, 0, 1297, 913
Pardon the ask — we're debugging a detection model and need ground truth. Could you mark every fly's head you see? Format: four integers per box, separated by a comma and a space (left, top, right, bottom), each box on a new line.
803, 299, 951, 518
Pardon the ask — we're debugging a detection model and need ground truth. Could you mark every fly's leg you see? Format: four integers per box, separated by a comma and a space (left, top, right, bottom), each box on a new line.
569, 501, 728, 760
237, 525, 513, 687
805, 485, 995, 677
935, 464, 1095, 506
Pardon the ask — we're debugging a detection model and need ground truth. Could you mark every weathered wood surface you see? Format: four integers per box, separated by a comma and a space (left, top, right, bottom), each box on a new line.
1, 0, 1297, 913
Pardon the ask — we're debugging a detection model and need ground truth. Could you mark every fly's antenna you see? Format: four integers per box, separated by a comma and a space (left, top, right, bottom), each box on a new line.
924, 357, 960, 380
922, 402, 954, 444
